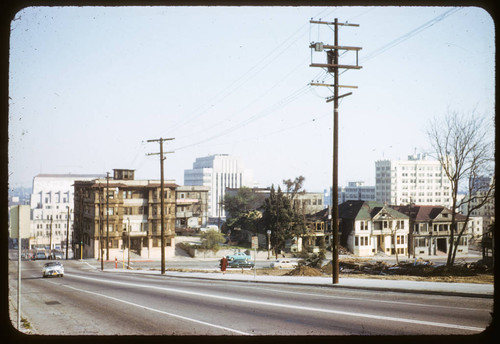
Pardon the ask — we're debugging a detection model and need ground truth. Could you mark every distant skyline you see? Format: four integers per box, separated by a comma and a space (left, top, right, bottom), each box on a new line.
9, 6, 495, 192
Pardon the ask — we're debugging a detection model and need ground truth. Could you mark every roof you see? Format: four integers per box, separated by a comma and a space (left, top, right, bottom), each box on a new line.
339, 201, 408, 221
35, 174, 106, 179
73, 180, 179, 189
391, 205, 467, 222
306, 206, 331, 221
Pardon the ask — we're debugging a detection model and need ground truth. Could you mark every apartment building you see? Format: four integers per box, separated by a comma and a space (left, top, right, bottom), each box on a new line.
184, 154, 255, 219
73, 169, 177, 260
375, 153, 453, 207
225, 187, 325, 215
459, 175, 495, 228
339, 181, 376, 203
323, 182, 376, 207
29, 173, 104, 253
175, 185, 209, 233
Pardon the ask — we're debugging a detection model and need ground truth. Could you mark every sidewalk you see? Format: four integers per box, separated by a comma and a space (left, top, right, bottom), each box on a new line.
102, 267, 494, 299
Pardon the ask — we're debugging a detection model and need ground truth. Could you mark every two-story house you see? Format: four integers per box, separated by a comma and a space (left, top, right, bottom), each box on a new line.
392, 205, 468, 256
339, 201, 409, 256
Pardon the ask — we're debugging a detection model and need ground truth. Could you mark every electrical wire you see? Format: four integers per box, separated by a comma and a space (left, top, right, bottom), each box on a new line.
361, 7, 462, 63
171, 7, 462, 154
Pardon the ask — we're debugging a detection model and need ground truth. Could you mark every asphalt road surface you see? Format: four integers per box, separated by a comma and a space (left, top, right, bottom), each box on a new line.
9, 260, 493, 336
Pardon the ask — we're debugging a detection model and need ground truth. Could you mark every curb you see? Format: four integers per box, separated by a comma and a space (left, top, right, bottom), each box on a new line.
101, 268, 494, 299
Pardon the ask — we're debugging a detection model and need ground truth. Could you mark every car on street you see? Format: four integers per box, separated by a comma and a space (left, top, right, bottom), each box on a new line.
226, 252, 251, 261
227, 259, 255, 268
42, 261, 64, 278
51, 252, 63, 260
270, 259, 299, 269
35, 252, 47, 260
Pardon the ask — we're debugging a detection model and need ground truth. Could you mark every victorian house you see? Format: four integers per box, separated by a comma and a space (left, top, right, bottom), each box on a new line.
391, 205, 469, 256
339, 201, 409, 256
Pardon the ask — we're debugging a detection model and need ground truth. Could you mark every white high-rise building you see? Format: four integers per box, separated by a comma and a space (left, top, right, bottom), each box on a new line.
184, 154, 255, 218
375, 153, 452, 207
30, 173, 104, 252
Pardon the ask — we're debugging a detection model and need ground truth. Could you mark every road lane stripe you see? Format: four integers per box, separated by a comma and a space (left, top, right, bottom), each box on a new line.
54, 281, 251, 336
237, 286, 489, 312
65, 273, 485, 333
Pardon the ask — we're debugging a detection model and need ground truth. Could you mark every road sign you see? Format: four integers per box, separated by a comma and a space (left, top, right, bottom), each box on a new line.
10, 205, 30, 239
251, 236, 258, 249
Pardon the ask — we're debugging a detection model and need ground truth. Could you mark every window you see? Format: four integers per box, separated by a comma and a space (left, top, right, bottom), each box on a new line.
359, 221, 368, 230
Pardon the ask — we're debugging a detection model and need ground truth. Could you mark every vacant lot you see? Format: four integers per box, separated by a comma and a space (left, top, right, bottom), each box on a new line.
168, 258, 494, 284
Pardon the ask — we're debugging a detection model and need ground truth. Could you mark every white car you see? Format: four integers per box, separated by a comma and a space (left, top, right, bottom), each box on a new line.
270, 259, 298, 269
42, 262, 64, 278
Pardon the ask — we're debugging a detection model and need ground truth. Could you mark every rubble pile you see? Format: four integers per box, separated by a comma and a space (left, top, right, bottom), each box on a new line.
286, 265, 323, 276
330, 259, 493, 277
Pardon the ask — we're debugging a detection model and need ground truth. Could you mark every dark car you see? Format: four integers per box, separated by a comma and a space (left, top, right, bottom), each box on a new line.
227, 259, 254, 268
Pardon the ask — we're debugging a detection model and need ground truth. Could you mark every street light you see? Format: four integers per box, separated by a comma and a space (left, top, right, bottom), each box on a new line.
267, 230, 271, 260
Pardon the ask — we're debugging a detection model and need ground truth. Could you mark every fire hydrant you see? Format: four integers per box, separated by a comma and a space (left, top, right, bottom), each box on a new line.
115, 257, 118, 269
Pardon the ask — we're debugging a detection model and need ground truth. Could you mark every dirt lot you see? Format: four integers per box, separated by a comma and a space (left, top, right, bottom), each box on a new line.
167, 258, 494, 284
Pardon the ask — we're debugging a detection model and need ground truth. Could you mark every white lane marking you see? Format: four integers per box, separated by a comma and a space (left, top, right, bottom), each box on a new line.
65, 273, 485, 332
236, 285, 490, 312
50, 280, 250, 336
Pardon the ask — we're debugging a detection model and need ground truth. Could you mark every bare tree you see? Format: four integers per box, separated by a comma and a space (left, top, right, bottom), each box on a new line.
427, 109, 494, 267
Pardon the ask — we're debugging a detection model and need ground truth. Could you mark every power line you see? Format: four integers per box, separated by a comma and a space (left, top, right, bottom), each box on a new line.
173, 85, 311, 152
362, 8, 461, 63
172, 8, 462, 154
169, 7, 338, 135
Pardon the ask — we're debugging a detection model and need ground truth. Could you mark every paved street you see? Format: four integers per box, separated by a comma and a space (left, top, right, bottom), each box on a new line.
8, 259, 493, 336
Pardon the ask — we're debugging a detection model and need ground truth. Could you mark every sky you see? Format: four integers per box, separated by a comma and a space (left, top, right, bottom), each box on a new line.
8, 6, 495, 193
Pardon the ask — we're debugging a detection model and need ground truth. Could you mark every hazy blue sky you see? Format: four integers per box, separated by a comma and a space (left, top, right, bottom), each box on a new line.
9, 6, 495, 192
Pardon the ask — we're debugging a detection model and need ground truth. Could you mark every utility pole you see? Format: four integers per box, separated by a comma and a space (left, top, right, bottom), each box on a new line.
49, 215, 53, 256
66, 206, 70, 260
99, 184, 104, 271
128, 218, 131, 269
309, 18, 362, 284
106, 172, 110, 261
147, 137, 174, 275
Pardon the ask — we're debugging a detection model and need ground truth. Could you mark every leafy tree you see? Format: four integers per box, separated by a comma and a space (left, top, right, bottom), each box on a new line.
223, 187, 266, 234
199, 230, 226, 254
261, 185, 304, 258
282, 176, 306, 202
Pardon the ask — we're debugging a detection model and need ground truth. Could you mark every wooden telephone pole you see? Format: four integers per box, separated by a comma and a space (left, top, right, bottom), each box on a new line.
147, 137, 174, 275
106, 172, 110, 261
309, 18, 362, 284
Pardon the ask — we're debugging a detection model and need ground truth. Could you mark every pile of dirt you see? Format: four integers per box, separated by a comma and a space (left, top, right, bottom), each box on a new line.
286, 265, 323, 276
321, 259, 494, 279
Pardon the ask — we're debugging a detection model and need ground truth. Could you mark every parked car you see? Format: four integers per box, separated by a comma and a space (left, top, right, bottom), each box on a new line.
35, 252, 47, 260
226, 252, 251, 261
270, 259, 298, 269
42, 262, 64, 278
227, 259, 255, 268
51, 252, 63, 260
